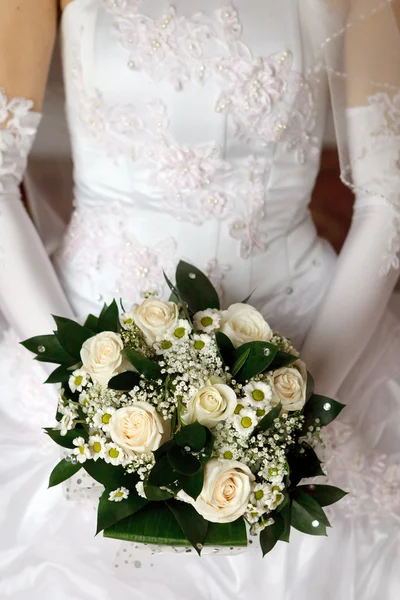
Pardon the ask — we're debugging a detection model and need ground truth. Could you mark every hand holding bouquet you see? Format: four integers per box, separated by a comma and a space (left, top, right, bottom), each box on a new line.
23, 261, 346, 556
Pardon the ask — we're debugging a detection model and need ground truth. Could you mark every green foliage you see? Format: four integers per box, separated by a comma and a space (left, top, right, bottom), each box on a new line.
44, 427, 87, 449
291, 490, 330, 536
21, 334, 76, 366
98, 300, 120, 333
255, 403, 282, 432
296, 484, 348, 507
122, 348, 163, 380
167, 500, 209, 554
303, 394, 345, 429
96, 489, 147, 534
48, 459, 81, 488
175, 422, 207, 452
233, 341, 277, 383
175, 260, 220, 312
108, 371, 142, 391
53, 316, 94, 361
84, 459, 138, 490
260, 514, 284, 556
215, 331, 236, 368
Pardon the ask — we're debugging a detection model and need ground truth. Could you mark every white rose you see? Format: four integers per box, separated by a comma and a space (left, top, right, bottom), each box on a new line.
270, 360, 307, 411
193, 458, 255, 523
109, 402, 164, 455
80, 331, 123, 387
181, 376, 237, 429
131, 299, 179, 345
218, 303, 273, 349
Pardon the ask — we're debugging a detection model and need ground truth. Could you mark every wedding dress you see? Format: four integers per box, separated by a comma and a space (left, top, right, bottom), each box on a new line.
1, 1, 400, 598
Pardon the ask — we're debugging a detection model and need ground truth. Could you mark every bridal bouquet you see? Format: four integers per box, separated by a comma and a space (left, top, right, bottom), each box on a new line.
23, 261, 346, 556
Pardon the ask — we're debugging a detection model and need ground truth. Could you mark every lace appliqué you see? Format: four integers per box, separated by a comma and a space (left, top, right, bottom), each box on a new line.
56, 202, 177, 302
105, 2, 318, 160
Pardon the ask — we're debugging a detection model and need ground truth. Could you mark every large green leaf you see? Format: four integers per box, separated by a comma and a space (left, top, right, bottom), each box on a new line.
21, 334, 76, 366
259, 514, 284, 556
233, 341, 277, 383
84, 459, 138, 490
269, 350, 298, 370
163, 272, 192, 323
278, 501, 292, 542
256, 403, 282, 432
296, 484, 348, 507
175, 261, 220, 312
291, 490, 330, 536
303, 394, 345, 429
84, 314, 100, 333
44, 365, 72, 384
231, 348, 251, 377
98, 300, 120, 333
148, 453, 179, 487
167, 500, 209, 554
288, 443, 325, 487
53, 317, 94, 361
206, 518, 247, 547
122, 348, 163, 380
306, 372, 315, 402
48, 459, 81, 488
44, 427, 86, 449
108, 371, 142, 391
215, 332, 236, 368
179, 468, 204, 500
143, 484, 174, 501
175, 422, 207, 452
167, 446, 201, 476
96, 488, 147, 534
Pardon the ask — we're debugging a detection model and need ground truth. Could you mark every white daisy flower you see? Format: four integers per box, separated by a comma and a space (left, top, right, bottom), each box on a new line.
93, 406, 116, 433
59, 406, 78, 436
104, 442, 125, 466
218, 445, 239, 461
269, 483, 285, 509
171, 319, 191, 342
250, 483, 273, 508
243, 381, 273, 410
245, 504, 266, 525
250, 517, 275, 536
153, 335, 175, 355
68, 369, 89, 393
232, 407, 258, 436
192, 333, 212, 352
193, 309, 221, 333
72, 436, 91, 464
109, 487, 130, 502
262, 461, 285, 485
88, 434, 106, 461
136, 481, 146, 499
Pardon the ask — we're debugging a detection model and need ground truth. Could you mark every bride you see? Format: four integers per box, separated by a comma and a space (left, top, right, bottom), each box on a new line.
1, 0, 399, 598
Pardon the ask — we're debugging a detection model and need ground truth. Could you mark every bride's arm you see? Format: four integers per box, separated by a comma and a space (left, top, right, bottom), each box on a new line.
301, 1, 400, 397
0, 0, 74, 340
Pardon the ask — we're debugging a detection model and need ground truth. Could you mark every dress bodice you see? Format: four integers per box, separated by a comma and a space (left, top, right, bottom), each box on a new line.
56, 0, 336, 346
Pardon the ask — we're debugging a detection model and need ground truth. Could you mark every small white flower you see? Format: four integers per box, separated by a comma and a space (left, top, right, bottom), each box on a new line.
104, 442, 125, 466
250, 483, 272, 508
109, 487, 130, 502
68, 369, 89, 393
153, 335, 175, 355
232, 407, 258, 436
171, 319, 191, 342
136, 481, 146, 499
59, 409, 77, 436
249, 517, 275, 536
192, 333, 212, 352
262, 461, 285, 485
193, 309, 221, 334
93, 406, 116, 433
243, 381, 272, 410
88, 434, 106, 461
218, 445, 239, 461
245, 504, 267, 524
72, 436, 91, 464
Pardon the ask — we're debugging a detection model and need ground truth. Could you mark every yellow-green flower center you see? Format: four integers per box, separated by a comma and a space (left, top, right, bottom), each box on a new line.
93, 442, 102, 453
254, 490, 264, 501
194, 340, 205, 350
256, 408, 266, 417
272, 485, 281, 493
109, 448, 120, 459
268, 467, 279, 477
115, 491, 124, 498
201, 316, 213, 327
274, 493, 283, 504
161, 340, 173, 350
174, 327, 186, 339
78, 445, 85, 454
223, 450, 233, 460
74, 375, 83, 387
124, 318, 133, 325
241, 416, 253, 429
252, 389, 265, 402
234, 404, 244, 415
102, 413, 112, 424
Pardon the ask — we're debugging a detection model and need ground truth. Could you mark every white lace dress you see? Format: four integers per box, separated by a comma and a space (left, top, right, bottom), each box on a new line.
0, 1, 399, 599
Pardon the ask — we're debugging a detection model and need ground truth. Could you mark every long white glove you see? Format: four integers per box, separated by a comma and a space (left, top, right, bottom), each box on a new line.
301, 105, 400, 397
0, 88, 74, 340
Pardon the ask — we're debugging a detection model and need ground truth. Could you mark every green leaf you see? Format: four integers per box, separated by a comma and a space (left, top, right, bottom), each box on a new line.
297, 484, 348, 507
288, 443, 325, 487
83, 459, 138, 490
259, 514, 284, 556
167, 500, 209, 555
163, 271, 192, 323
179, 468, 204, 500
84, 314, 100, 333
202, 429, 215, 462
49, 459, 81, 488
269, 350, 298, 370
256, 403, 282, 432
215, 332, 236, 368
122, 348, 163, 380
44, 365, 72, 384
108, 371, 141, 391
306, 371, 315, 402
175, 260, 220, 312
98, 300, 120, 333
291, 490, 330, 536
167, 446, 201, 476
241, 290, 255, 304
148, 453, 179, 487
44, 427, 86, 449
21, 334, 76, 366
96, 488, 147, 534
233, 342, 277, 383
154, 439, 177, 461
303, 395, 345, 429
278, 501, 292, 542
205, 518, 247, 547
143, 484, 174, 501
231, 348, 251, 377
175, 422, 207, 452
53, 316, 94, 361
